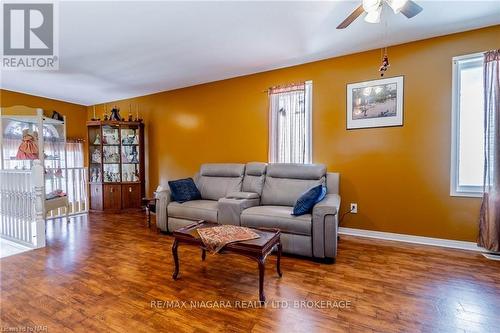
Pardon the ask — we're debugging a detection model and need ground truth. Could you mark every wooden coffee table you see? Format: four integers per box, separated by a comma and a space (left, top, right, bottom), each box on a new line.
171, 221, 282, 303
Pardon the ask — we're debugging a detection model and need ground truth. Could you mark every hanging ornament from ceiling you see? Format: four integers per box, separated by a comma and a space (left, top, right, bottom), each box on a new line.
379, 47, 390, 77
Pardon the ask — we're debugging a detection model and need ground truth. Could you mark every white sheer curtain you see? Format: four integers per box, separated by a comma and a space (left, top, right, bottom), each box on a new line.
2, 138, 20, 159
66, 141, 84, 168
269, 81, 312, 163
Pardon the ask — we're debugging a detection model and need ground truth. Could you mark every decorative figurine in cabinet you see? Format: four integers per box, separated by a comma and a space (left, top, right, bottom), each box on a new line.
87, 120, 145, 211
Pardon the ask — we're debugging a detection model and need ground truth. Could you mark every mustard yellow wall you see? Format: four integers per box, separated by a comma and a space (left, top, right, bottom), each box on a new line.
87, 25, 495, 241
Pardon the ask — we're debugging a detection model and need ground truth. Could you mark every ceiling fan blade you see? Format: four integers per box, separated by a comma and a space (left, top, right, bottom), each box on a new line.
400, 0, 423, 18
336, 5, 365, 29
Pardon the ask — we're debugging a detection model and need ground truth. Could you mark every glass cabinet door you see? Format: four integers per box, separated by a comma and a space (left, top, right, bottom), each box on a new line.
120, 124, 140, 183
103, 163, 121, 182
88, 125, 102, 183
88, 126, 101, 146
102, 124, 121, 182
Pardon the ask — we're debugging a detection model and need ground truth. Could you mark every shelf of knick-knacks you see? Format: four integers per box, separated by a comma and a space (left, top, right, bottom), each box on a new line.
86, 120, 144, 211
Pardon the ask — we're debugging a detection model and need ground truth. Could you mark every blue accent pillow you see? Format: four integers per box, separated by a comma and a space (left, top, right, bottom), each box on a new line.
292, 185, 325, 216
317, 185, 327, 203
168, 178, 201, 203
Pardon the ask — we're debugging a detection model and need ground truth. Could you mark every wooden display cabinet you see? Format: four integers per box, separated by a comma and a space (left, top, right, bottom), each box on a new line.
87, 121, 145, 211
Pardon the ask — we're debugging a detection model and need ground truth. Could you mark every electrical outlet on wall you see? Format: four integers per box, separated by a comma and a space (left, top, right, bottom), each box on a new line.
350, 203, 358, 214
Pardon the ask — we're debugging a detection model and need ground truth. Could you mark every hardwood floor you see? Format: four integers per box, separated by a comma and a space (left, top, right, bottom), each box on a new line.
1, 212, 499, 333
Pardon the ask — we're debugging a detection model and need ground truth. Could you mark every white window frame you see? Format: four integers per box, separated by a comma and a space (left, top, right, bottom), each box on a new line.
269, 80, 313, 164
450, 52, 484, 197
305, 80, 313, 163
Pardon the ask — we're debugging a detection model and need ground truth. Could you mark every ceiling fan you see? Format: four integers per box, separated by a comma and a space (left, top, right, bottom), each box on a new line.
337, 0, 423, 29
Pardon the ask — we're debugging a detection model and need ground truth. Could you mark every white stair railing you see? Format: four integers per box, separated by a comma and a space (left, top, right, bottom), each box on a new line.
68, 167, 89, 215
46, 167, 88, 219
0, 161, 45, 248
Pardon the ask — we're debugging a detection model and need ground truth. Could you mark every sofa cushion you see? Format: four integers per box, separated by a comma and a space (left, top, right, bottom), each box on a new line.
261, 177, 324, 206
168, 178, 201, 203
200, 163, 245, 177
168, 200, 218, 222
261, 164, 326, 206
241, 206, 312, 236
245, 162, 267, 176
197, 176, 243, 201
242, 175, 265, 195
267, 163, 326, 180
196, 163, 245, 201
292, 185, 324, 216
242, 162, 267, 195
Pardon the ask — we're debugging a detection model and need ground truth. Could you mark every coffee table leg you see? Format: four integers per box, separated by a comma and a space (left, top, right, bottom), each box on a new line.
276, 242, 283, 277
201, 249, 206, 261
172, 239, 179, 280
258, 257, 266, 303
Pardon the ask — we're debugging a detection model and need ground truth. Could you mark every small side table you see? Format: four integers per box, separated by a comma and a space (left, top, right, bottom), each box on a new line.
142, 197, 157, 227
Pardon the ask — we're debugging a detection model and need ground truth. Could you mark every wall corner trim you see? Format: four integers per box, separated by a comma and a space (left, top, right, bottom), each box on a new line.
338, 227, 483, 252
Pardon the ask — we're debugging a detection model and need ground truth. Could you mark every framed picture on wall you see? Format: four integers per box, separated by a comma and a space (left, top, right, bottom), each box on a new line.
346, 76, 404, 129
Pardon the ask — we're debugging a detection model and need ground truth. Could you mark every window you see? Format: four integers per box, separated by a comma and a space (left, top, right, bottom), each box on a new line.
451, 53, 484, 197
269, 81, 312, 163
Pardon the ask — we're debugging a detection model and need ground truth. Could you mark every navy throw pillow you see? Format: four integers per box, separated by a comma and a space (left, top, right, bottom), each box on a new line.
292, 185, 325, 216
168, 178, 201, 203
317, 185, 327, 203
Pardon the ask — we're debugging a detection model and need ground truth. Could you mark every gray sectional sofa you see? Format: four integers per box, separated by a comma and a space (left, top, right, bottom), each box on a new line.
155, 162, 340, 261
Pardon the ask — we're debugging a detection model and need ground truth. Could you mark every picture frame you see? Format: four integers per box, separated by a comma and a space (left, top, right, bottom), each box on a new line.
346, 76, 404, 129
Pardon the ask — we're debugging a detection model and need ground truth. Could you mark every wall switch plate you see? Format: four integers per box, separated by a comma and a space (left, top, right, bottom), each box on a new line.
350, 203, 358, 214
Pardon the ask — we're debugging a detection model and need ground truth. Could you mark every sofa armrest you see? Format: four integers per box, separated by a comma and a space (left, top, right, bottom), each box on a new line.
326, 172, 340, 195
313, 193, 340, 216
226, 191, 260, 200
218, 197, 260, 226
154, 186, 172, 231
312, 194, 341, 259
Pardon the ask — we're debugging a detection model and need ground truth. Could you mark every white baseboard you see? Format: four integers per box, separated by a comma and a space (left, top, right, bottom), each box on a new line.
482, 253, 500, 260
0, 236, 31, 250
338, 227, 483, 252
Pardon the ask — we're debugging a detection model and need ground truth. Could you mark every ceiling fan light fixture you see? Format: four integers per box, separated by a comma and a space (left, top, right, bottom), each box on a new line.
386, 0, 409, 14
364, 6, 382, 23
362, 0, 381, 13
336, 0, 422, 29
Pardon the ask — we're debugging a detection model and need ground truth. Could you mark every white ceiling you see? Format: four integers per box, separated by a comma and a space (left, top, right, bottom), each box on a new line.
1, 1, 499, 106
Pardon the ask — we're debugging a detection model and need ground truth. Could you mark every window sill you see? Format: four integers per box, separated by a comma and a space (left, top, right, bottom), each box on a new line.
450, 191, 483, 198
